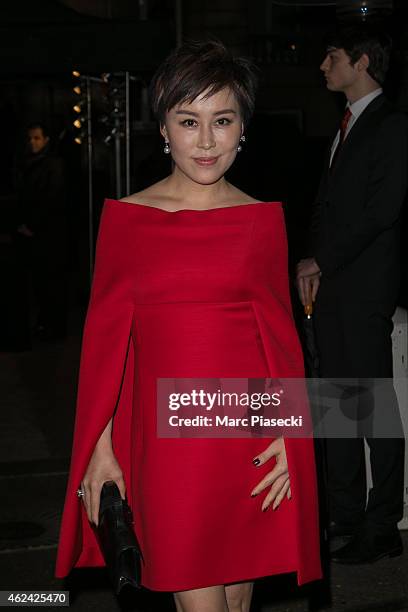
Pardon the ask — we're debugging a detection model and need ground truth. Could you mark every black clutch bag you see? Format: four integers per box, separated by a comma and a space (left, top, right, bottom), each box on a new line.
95, 480, 143, 595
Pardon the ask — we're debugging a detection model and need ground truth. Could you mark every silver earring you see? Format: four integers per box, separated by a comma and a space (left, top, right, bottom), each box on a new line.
164, 140, 171, 154
237, 135, 246, 153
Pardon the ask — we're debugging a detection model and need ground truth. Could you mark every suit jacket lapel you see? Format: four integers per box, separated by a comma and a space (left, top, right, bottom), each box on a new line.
328, 94, 386, 177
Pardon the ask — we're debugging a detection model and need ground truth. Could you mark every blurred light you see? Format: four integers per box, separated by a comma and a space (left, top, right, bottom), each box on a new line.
73, 86, 81, 95
73, 104, 82, 113
290, 44, 296, 50
104, 127, 118, 145
336, 1, 393, 21
74, 136, 82, 145
73, 119, 82, 129
72, 70, 81, 78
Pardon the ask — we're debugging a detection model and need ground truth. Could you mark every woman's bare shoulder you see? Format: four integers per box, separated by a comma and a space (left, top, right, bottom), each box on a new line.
225, 187, 264, 205
119, 180, 170, 207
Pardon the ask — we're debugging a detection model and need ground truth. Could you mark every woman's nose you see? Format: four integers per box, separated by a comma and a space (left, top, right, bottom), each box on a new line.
197, 126, 216, 149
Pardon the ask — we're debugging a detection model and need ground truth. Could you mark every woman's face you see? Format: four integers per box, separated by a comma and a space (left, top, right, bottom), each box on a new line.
161, 87, 244, 186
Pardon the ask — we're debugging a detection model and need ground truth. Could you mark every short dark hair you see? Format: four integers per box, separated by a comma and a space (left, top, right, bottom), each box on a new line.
27, 123, 50, 138
150, 39, 258, 127
327, 25, 392, 85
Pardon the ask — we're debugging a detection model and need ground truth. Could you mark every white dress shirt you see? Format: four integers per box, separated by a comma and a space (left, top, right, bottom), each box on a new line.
329, 88, 383, 167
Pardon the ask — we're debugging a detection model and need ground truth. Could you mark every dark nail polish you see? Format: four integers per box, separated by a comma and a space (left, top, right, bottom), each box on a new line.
251, 492, 257, 497
262, 505, 269, 512
253, 458, 260, 466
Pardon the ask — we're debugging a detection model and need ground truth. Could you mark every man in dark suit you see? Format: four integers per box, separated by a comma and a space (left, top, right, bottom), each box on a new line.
296, 25, 406, 564
16, 123, 68, 341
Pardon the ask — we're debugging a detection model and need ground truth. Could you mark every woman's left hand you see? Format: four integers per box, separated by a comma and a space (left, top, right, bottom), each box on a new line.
250, 437, 291, 511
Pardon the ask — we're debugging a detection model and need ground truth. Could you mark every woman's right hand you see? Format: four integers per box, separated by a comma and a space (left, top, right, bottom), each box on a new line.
81, 444, 126, 527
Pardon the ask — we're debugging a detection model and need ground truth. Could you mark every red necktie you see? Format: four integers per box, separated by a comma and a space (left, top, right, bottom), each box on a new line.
330, 107, 352, 170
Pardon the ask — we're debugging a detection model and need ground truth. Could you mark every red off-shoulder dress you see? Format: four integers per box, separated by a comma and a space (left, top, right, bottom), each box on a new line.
55, 199, 322, 591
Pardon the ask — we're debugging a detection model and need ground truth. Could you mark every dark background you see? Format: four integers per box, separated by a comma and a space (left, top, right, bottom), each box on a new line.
0, 0, 407, 295
0, 2, 407, 610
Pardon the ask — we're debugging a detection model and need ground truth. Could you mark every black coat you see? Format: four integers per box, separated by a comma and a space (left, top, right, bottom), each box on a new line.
310, 95, 408, 310
18, 146, 67, 236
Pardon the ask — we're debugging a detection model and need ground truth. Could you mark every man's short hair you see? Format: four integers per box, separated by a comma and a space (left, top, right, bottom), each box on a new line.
149, 39, 258, 128
27, 123, 50, 138
327, 25, 392, 85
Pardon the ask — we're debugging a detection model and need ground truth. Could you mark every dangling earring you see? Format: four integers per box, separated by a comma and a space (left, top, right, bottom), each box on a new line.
163, 140, 171, 154
237, 135, 246, 153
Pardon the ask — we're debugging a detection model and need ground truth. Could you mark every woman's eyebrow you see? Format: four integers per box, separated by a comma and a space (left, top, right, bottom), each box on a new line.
175, 110, 198, 116
214, 109, 237, 116
175, 109, 237, 116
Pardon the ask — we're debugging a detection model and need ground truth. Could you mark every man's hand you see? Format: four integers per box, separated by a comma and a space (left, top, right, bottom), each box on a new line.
17, 224, 34, 237
296, 257, 320, 278
296, 258, 321, 307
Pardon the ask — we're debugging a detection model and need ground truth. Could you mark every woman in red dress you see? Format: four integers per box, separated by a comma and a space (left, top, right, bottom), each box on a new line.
55, 40, 321, 611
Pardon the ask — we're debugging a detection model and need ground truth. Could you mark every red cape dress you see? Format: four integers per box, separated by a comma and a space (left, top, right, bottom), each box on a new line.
55, 199, 322, 590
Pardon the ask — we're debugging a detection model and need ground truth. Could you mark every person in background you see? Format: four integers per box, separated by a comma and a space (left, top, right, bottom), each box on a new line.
296, 25, 407, 564
17, 123, 68, 341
